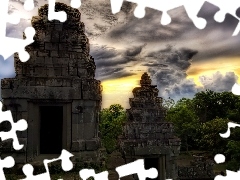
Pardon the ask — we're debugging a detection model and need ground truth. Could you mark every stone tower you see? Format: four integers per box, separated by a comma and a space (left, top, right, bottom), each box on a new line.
119, 72, 181, 180
1, 3, 102, 164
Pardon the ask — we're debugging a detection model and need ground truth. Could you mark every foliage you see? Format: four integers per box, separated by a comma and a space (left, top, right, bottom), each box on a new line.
224, 127, 240, 171
165, 90, 240, 170
166, 98, 200, 151
196, 118, 229, 154
99, 104, 126, 153
192, 90, 240, 122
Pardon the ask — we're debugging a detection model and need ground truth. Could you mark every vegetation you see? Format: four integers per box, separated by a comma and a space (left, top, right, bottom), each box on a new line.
99, 90, 240, 171
166, 89, 240, 171
99, 104, 127, 154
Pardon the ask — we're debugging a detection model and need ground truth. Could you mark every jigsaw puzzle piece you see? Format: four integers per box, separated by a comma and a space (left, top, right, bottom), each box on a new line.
206, 0, 240, 23
116, 159, 158, 180
182, 0, 206, 29
0, 102, 28, 150
43, 149, 74, 171
232, 7, 240, 36
7, 13, 21, 25
110, 0, 207, 27
215, 170, 240, 180
219, 122, 240, 138
0, 27, 35, 62
110, 0, 124, 14
0, 156, 15, 180
0, 0, 36, 61
79, 169, 109, 180
21, 149, 74, 180
70, 0, 81, 8
232, 83, 240, 95
24, 0, 35, 11
48, 0, 67, 22
48, 0, 81, 22
197, 1, 239, 37
22, 164, 50, 180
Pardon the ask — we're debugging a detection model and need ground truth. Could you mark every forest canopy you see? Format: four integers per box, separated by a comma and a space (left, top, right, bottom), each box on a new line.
99, 90, 240, 171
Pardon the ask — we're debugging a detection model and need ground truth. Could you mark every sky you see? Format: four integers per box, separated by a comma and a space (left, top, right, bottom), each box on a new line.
1, 0, 240, 108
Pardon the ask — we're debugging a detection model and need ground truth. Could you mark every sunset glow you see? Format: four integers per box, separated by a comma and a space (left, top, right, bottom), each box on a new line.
187, 57, 240, 86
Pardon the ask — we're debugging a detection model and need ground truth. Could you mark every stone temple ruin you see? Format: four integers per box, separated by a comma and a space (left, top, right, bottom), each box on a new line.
1, 3, 103, 164
119, 72, 181, 180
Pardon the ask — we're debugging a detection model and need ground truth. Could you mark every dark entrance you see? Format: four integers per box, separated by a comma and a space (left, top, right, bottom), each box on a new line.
40, 106, 63, 154
145, 158, 159, 180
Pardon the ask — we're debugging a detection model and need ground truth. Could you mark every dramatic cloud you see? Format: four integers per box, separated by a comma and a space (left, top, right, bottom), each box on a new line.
199, 71, 238, 92
146, 47, 199, 99
2, 0, 240, 106
90, 45, 141, 80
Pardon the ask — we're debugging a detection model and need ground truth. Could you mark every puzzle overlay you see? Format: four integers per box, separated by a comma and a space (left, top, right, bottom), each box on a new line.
1, 0, 240, 62
0, 0, 240, 179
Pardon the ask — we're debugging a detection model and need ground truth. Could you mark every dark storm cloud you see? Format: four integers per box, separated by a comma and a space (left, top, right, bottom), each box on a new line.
145, 47, 199, 99
108, 6, 194, 42
125, 44, 145, 57
142, 62, 168, 67
91, 46, 120, 60
105, 0, 240, 64
166, 48, 198, 70
96, 66, 136, 81
144, 47, 198, 71
91, 45, 141, 68
90, 45, 143, 80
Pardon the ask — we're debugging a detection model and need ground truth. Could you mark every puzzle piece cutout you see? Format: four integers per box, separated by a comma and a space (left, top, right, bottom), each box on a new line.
232, 83, 240, 95
0, 156, 15, 180
0, 0, 83, 62
42, 0, 81, 22
219, 122, 240, 138
0, 101, 28, 150
116, 159, 158, 180
79, 169, 109, 180
110, 0, 240, 35
214, 154, 240, 179
21, 149, 74, 180
0, 0, 36, 62
214, 73, 240, 180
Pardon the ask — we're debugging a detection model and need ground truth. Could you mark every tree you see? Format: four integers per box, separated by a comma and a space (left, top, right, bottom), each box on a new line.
192, 90, 240, 122
224, 127, 240, 171
196, 118, 229, 154
166, 98, 200, 151
99, 104, 126, 153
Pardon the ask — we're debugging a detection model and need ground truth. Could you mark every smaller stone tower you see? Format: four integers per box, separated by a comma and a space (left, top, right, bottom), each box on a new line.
119, 72, 181, 180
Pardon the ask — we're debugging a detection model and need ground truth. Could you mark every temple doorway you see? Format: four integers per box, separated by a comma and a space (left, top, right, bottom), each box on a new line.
145, 156, 166, 180
145, 158, 159, 180
40, 106, 63, 154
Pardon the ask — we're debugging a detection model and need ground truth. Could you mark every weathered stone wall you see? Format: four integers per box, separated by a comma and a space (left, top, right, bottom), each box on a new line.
178, 156, 215, 179
119, 72, 181, 180
1, 3, 103, 164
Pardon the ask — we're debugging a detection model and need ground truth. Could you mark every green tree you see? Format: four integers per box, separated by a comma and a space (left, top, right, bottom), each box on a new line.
196, 118, 229, 154
99, 104, 126, 153
224, 127, 240, 171
192, 90, 240, 122
166, 98, 200, 152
